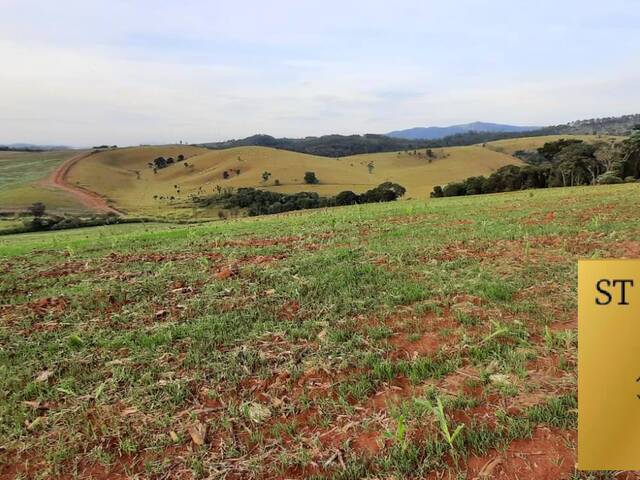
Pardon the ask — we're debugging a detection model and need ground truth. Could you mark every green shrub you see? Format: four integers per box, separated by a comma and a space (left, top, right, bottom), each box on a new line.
597, 172, 623, 184
304, 171, 319, 184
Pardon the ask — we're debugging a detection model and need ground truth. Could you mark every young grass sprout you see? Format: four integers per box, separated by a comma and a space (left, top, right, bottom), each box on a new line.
416, 396, 464, 464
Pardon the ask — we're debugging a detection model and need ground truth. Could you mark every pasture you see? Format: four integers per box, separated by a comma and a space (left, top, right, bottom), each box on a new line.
2, 183, 639, 478
0, 150, 89, 215
65, 143, 523, 218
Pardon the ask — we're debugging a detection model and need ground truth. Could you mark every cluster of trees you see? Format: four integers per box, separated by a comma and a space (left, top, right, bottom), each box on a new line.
148, 154, 186, 171
198, 182, 406, 216
17, 203, 121, 233
432, 130, 640, 198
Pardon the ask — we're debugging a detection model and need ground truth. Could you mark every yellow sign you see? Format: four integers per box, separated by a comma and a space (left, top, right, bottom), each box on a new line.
579, 259, 640, 470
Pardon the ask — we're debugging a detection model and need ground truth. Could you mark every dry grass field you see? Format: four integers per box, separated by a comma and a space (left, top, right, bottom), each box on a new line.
66, 143, 525, 218
483, 135, 622, 156
2, 135, 613, 222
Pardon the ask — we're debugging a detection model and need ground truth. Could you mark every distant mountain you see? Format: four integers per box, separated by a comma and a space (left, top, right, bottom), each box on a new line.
0, 143, 69, 151
199, 114, 640, 158
386, 122, 540, 140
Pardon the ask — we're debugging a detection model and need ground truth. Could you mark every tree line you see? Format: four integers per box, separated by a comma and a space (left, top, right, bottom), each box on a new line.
431, 129, 640, 198
198, 132, 555, 157
197, 182, 407, 216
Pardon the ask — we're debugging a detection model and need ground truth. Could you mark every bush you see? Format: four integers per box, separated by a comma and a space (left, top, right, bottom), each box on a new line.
359, 182, 406, 202
335, 190, 359, 206
442, 182, 466, 197
205, 182, 406, 217
624, 176, 637, 183
597, 172, 623, 184
304, 171, 319, 184
27, 202, 46, 217
21, 214, 121, 233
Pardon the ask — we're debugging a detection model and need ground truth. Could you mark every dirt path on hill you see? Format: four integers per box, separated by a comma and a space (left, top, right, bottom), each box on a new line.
41, 151, 123, 215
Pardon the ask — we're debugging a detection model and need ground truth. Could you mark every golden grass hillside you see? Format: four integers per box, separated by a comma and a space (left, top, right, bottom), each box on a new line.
484, 134, 621, 155
67, 143, 522, 217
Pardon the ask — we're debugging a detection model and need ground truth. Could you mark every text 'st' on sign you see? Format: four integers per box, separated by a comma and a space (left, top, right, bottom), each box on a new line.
579, 260, 640, 470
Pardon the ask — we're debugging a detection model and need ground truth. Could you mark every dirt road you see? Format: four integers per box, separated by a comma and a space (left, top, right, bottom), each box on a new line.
41, 151, 123, 215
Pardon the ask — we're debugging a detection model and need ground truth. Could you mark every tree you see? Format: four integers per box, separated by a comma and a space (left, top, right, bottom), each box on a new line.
597, 172, 623, 184
359, 182, 406, 202
555, 143, 599, 186
442, 182, 466, 197
335, 190, 359, 206
153, 157, 167, 169
538, 139, 583, 161
28, 202, 46, 217
594, 141, 621, 172
376, 182, 406, 198
304, 171, 319, 184
430, 186, 444, 198
620, 130, 640, 178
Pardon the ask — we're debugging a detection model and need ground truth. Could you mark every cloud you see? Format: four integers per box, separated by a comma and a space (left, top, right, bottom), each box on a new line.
1, 0, 638, 145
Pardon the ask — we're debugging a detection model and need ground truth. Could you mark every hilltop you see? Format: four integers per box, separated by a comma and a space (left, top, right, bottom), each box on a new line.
387, 114, 640, 141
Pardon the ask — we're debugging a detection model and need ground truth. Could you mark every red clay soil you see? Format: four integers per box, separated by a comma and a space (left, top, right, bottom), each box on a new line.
464, 427, 576, 480
40, 151, 123, 215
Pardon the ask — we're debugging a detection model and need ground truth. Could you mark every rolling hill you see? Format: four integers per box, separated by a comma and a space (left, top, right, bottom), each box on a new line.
0, 133, 624, 224
483, 134, 622, 156
65, 143, 523, 217
199, 133, 432, 157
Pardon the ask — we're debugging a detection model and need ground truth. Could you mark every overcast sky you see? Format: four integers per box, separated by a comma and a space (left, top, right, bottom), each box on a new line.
1, 0, 639, 147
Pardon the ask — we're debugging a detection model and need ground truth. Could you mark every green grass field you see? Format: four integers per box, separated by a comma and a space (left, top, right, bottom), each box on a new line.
0, 150, 90, 215
2, 183, 638, 478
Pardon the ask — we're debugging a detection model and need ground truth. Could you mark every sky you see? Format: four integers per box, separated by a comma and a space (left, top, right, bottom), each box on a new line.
1, 0, 639, 147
